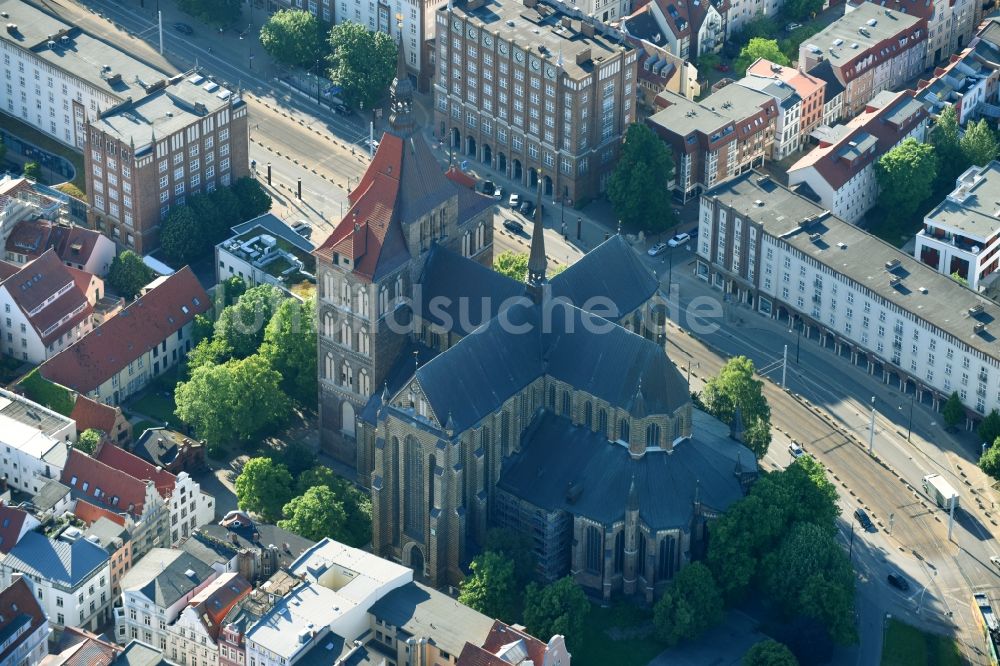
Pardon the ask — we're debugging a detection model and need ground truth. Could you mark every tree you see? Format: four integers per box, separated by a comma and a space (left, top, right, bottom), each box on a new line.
234, 457, 294, 523
782, 0, 822, 20
484, 527, 537, 586
942, 391, 965, 429
327, 22, 397, 111
735, 38, 789, 76
696, 52, 721, 73
773, 617, 834, 666
160, 206, 205, 265
875, 138, 938, 225
214, 284, 285, 359
961, 119, 999, 168
458, 551, 521, 622
260, 10, 325, 68
652, 562, 724, 646
260, 297, 317, 405
279, 485, 349, 540
186, 337, 232, 375
743, 640, 799, 666
607, 123, 676, 233
294, 466, 372, 547
980, 437, 1000, 480
177, 0, 242, 25
701, 356, 772, 458
494, 252, 528, 281
107, 250, 154, 299
930, 105, 963, 193
297, 465, 338, 495
209, 187, 244, 242
231, 177, 273, 221
22, 162, 41, 182
76, 428, 102, 454
221, 276, 247, 306
979, 410, 1000, 448
523, 577, 589, 652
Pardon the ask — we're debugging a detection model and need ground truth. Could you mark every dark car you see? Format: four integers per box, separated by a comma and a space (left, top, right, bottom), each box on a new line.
519, 200, 535, 217
854, 508, 875, 531
333, 103, 352, 116
482, 180, 496, 196
503, 219, 525, 235
173, 23, 194, 35
887, 572, 910, 591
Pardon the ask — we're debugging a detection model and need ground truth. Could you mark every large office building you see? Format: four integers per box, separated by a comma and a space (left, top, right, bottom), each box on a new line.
845, 0, 977, 68
433, 0, 638, 204
697, 171, 1000, 421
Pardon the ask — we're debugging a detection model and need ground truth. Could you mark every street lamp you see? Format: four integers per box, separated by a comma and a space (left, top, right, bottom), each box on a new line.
686, 360, 700, 389
789, 320, 801, 364
899, 393, 914, 442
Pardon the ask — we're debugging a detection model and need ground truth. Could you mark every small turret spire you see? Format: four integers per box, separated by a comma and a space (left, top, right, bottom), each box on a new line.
526, 174, 547, 301
627, 472, 639, 512
388, 14, 416, 137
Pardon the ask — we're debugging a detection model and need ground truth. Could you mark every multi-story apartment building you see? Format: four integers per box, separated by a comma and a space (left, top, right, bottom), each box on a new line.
0, 527, 111, 631
914, 25, 1000, 125
433, 0, 638, 203
0, 249, 95, 365
4, 219, 115, 277
807, 59, 848, 126
630, 0, 726, 61
734, 74, 802, 160
39, 267, 211, 406
747, 59, 826, 147
916, 162, 1000, 290
215, 214, 316, 297
723, 0, 784, 38
697, 170, 1000, 422
77, 506, 134, 598
846, 0, 976, 68
621, 28, 701, 105
0, 576, 49, 666
647, 86, 777, 201
0, 0, 167, 149
0, 387, 72, 496
217, 571, 298, 666
787, 89, 928, 224
798, 2, 926, 118
84, 73, 249, 254
166, 573, 251, 666
115, 549, 217, 651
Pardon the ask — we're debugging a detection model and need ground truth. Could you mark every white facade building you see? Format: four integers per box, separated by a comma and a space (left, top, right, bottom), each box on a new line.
0, 528, 111, 631
0, 388, 72, 496
166, 572, 251, 666
735, 74, 802, 160
214, 214, 316, 297
916, 163, 1000, 291
697, 171, 1000, 422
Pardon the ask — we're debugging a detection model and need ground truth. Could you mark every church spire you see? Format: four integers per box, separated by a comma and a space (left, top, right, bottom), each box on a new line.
526, 174, 547, 300
388, 14, 416, 137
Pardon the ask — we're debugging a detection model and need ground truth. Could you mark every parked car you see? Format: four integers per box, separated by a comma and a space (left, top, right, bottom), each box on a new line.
333, 104, 352, 116
173, 22, 194, 34
647, 242, 668, 257
519, 200, 535, 217
667, 232, 691, 247
503, 219, 525, 235
493, 186, 503, 200
991, 555, 1000, 569
788, 442, 805, 458
364, 138, 379, 151
854, 508, 875, 531
509, 193, 520, 209
292, 221, 312, 238
887, 572, 910, 591
786, 22, 803, 31
482, 180, 496, 196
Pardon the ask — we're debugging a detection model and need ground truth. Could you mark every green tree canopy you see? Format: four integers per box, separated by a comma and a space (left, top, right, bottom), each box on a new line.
701, 356, 771, 458
607, 123, 676, 233
458, 551, 521, 622
76, 428, 102, 454
294, 466, 372, 547
160, 206, 205, 265
875, 138, 938, 225
942, 391, 965, 429
177, 0, 241, 25
652, 562, 724, 646
22, 162, 41, 182
327, 22, 398, 111
961, 119, 999, 167
783, 0, 822, 20
484, 527, 537, 586
234, 457, 295, 523
735, 38, 789, 75
260, 10, 326, 68
221, 276, 247, 306
743, 639, 799, 666
214, 284, 285, 360
523, 577, 589, 652
231, 177, 273, 221
930, 105, 963, 193
979, 410, 1000, 449
107, 250, 154, 299
209, 187, 244, 242
494, 252, 528, 281
279, 485, 348, 541
980, 437, 1000, 480
260, 297, 317, 405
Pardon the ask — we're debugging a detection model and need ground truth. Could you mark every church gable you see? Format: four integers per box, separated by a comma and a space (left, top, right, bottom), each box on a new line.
390, 378, 442, 430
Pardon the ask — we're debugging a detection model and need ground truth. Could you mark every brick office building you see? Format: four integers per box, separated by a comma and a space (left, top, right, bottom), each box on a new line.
83, 73, 249, 254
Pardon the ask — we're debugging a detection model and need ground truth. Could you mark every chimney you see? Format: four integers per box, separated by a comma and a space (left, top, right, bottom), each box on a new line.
353, 220, 368, 257
580, 22, 595, 38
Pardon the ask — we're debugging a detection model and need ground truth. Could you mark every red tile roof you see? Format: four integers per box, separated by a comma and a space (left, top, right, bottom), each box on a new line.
50, 627, 120, 666
2, 249, 92, 347
0, 262, 18, 281
94, 444, 176, 498
0, 578, 47, 664
40, 266, 210, 393
74, 498, 128, 527
0, 504, 30, 554
4, 218, 106, 268
70, 395, 120, 434
445, 166, 476, 189
457, 621, 550, 666
61, 449, 149, 518
189, 573, 252, 639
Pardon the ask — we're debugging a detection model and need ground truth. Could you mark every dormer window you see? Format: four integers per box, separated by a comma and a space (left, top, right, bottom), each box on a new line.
82, 482, 89, 492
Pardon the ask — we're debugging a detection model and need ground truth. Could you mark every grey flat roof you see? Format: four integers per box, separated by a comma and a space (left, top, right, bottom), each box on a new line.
443, 0, 631, 80
0, 388, 73, 440
368, 581, 494, 656
32, 479, 70, 513
925, 162, 1000, 241
230, 213, 316, 253
736, 75, 801, 109
649, 91, 732, 136
707, 172, 1000, 360
805, 2, 923, 68
0, 0, 168, 100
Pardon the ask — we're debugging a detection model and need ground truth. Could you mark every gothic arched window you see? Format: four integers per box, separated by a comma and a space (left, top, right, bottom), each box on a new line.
584, 401, 593, 428
619, 418, 630, 443
585, 526, 602, 573
657, 535, 676, 581
403, 436, 424, 539
646, 423, 661, 448
598, 409, 608, 439
614, 531, 625, 574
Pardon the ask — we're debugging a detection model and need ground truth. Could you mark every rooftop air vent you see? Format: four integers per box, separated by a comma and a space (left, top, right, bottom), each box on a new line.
809, 232, 822, 242
918, 287, 928, 294
969, 304, 984, 315
975, 322, 987, 333
754, 199, 765, 207
837, 242, 847, 249
884, 258, 900, 271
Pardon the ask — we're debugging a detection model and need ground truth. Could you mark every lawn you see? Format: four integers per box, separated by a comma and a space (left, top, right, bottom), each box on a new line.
127, 367, 183, 426
1, 114, 86, 191
881, 619, 962, 666
576, 603, 662, 666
